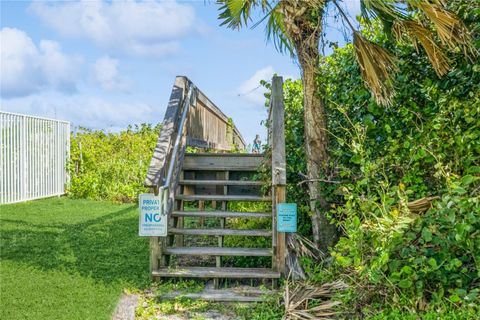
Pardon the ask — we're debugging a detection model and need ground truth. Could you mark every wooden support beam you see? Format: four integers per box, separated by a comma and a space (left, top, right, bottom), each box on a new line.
215, 170, 228, 289
274, 186, 286, 274
150, 187, 163, 280
150, 237, 160, 280
271, 76, 286, 186
270, 75, 287, 276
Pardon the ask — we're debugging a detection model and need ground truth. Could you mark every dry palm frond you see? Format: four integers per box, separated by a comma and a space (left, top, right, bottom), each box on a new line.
353, 32, 398, 106
407, 196, 439, 213
393, 19, 450, 76
414, 2, 477, 59
287, 233, 322, 260
286, 234, 323, 280
361, 0, 401, 20
284, 281, 348, 320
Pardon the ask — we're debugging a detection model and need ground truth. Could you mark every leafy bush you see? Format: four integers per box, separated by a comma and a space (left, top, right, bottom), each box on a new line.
69, 124, 161, 202
278, 1, 480, 315
388, 181, 479, 305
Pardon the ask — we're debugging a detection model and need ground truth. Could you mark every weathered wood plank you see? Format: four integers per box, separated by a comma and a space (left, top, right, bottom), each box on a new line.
186, 88, 245, 151
182, 166, 260, 171
270, 75, 287, 276
183, 154, 264, 171
160, 290, 270, 302
194, 90, 246, 149
271, 76, 286, 186
186, 137, 230, 150
186, 153, 264, 157
145, 77, 250, 188
152, 267, 280, 279
215, 171, 228, 289
145, 76, 187, 188
169, 228, 272, 237
171, 211, 271, 218
179, 179, 264, 186
149, 237, 160, 280
175, 194, 270, 202
274, 185, 286, 274
149, 187, 163, 280
164, 247, 272, 256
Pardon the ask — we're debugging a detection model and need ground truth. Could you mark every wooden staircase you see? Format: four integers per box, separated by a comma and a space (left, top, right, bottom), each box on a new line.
153, 153, 280, 284
144, 76, 287, 301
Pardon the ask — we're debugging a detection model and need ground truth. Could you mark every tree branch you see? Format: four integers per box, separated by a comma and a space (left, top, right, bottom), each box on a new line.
332, 0, 357, 33
297, 178, 343, 186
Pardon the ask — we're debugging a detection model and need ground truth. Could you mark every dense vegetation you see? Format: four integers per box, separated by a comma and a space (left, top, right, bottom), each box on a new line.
69, 124, 160, 202
57, 2, 479, 317
278, 2, 479, 317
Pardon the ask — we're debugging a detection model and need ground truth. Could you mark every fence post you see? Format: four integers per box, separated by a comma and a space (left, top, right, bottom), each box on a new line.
271, 75, 287, 275
21, 116, 27, 201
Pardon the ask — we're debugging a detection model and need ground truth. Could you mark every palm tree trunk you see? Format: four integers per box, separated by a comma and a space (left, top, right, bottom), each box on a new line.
281, 1, 338, 253
295, 43, 339, 253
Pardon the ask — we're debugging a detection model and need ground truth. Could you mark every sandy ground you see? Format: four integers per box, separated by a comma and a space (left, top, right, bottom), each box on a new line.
112, 291, 240, 320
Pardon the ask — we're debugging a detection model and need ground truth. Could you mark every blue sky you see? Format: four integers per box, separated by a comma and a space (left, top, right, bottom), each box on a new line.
1, 0, 360, 145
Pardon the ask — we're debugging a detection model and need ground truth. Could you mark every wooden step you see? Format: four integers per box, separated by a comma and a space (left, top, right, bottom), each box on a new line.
175, 194, 270, 202
164, 247, 272, 257
179, 179, 264, 186
160, 288, 274, 302
182, 165, 260, 171
185, 153, 264, 157
169, 228, 271, 237
152, 267, 280, 279
183, 153, 264, 171
172, 211, 270, 219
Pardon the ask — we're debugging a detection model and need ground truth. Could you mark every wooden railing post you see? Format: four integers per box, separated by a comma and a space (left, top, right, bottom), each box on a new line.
149, 187, 160, 279
271, 75, 287, 275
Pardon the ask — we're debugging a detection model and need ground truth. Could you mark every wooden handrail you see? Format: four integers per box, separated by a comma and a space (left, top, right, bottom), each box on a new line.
145, 76, 246, 189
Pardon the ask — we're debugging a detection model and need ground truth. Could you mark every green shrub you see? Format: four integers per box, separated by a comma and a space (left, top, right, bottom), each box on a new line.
277, 1, 480, 315
69, 124, 161, 202
388, 180, 480, 306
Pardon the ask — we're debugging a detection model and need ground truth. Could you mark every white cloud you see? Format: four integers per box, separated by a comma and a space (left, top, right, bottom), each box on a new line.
237, 66, 275, 106
0, 27, 82, 98
93, 55, 129, 92
1, 93, 156, 130
30, 0, 201, 57
237, 66, 295, 106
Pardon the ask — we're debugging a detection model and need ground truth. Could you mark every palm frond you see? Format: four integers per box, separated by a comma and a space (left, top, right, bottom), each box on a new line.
266, 6, 294, 56
217, 0, 262, 29
284, 281, 348, 320
412, 2, 477, 59
360, 0, 408, 40
353, 32, 398, 106
217, 0, 294, 55
361, 0, 404, 21
393, 19, 450, 76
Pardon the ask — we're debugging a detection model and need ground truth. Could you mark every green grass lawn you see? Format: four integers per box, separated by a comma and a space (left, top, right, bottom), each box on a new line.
0, 197, 150, 320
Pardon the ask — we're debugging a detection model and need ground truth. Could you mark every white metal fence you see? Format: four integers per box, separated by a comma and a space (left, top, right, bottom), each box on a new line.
0, 111, 70, 204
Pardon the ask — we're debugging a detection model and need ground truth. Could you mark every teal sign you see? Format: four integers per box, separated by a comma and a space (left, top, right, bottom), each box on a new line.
277, 203, 297, 232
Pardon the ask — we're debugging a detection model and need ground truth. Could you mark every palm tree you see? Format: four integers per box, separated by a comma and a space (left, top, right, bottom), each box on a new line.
217, 0, 476, 252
